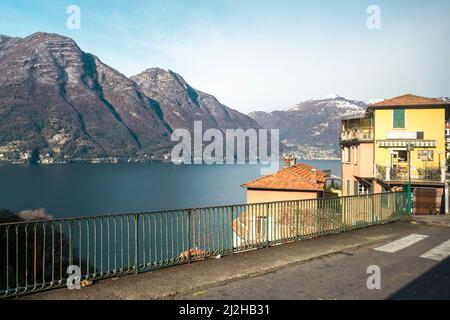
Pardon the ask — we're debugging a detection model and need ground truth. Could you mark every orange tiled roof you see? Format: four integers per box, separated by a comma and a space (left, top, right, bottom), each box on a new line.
241, 163, 327, 191
369, 94, 448, 108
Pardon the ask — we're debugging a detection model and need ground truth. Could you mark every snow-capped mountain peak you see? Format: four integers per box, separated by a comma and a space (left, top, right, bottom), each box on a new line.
285, 95, 366, 114
250, 95, 367, 154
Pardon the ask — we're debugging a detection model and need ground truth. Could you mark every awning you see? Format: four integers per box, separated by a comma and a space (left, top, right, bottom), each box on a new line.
377, 140, 437, 148
355, 176, 374, 186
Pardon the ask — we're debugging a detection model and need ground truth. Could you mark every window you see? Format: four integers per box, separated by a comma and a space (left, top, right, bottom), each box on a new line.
358, 183, 372, 195
394, 150, 408, 163
417, 131, 424, 140
353, 181, 359, 196
346, 180, 351, 196
354, 146, 359, 164
344, 147, 351, 163
418, 150, 434, 161
393, 109, 405, 128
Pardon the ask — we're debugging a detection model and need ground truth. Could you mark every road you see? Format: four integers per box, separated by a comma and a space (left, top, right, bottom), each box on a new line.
177, 222, 450, 300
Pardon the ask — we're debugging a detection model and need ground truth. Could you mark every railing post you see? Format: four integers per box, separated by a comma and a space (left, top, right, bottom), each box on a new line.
371, 193, 375, 224
69, 221, 74, 267
266, 203, 270, 248
135, 214, 139, 274
230, 207, 235, 255
296, 201, 300, 241
187, 209, 192, 263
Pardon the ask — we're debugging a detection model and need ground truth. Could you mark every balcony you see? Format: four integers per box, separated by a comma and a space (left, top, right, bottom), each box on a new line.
340, 127, 374, 144
376, 164, 444, 183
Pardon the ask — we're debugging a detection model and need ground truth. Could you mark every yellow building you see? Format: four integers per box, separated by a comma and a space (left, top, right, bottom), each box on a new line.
370, 94, 447, 186
340, 94, 450, 215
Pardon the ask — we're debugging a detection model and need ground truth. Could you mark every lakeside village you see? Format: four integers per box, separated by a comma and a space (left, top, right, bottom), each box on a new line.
0, 147, 338, 165
0, 139, 339, 165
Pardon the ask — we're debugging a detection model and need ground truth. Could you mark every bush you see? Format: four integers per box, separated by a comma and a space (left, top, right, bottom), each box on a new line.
0, 209, 84, 294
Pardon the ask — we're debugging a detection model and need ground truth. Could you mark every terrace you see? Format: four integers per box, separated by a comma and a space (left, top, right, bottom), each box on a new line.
376, 164, 444, 184
339, 113, 374, 145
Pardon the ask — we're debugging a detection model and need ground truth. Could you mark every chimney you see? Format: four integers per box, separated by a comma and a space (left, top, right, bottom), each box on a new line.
311, 168, 317, 182
283, 154, 297, 168
291, 157, 297, 167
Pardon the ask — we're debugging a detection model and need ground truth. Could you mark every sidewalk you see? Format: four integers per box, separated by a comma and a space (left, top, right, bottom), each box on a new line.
17, 220, 429, 300
411, 214, 450, 227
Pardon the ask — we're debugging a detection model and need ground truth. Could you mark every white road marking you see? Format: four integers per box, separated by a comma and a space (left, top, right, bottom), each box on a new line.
374, 234, 429, 253
420, 239, 450, 261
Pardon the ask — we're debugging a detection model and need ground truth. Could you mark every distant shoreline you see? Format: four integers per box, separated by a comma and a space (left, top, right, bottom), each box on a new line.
0, 157, 341, 166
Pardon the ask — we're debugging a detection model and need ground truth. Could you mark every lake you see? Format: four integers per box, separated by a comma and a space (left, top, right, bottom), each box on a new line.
0, 160, 341, 218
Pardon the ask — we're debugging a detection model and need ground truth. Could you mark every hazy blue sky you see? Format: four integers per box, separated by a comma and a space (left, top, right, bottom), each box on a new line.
1, 0, 449, 112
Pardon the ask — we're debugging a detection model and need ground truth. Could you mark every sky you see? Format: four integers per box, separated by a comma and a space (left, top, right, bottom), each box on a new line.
0, 0, 449, 113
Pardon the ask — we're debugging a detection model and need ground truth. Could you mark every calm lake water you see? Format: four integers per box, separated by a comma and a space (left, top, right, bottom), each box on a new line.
0, 160, 340, 218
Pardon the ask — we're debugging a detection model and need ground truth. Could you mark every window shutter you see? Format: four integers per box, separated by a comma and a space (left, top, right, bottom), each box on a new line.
393, 109, 405, 128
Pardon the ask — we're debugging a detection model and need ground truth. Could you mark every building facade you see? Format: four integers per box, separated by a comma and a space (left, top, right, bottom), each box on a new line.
241, 162, 328, 203
340, 113, 375, 196
340, 94, 450, 214
235, 163, 329, 243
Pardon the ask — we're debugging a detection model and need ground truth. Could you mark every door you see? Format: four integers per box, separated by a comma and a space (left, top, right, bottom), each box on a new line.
391, 150, 408, 179
413, 188, 438, 215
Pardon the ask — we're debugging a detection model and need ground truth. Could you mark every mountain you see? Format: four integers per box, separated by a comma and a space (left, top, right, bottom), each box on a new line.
249, 95, 367, 158
0, 32, 259, 163
131, 68, 260, 133
0, 32, 172, 161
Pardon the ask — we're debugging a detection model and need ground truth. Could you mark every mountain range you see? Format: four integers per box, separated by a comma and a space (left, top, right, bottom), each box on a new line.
1, 32, 446, 163
0, 32, 260, 163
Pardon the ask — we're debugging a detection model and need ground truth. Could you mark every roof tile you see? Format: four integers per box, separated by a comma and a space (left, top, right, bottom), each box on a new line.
241, 163, 327, 191
369, 94, 448, 108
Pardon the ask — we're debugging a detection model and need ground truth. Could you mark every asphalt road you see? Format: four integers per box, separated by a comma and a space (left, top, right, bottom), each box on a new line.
178, 223, 450, 300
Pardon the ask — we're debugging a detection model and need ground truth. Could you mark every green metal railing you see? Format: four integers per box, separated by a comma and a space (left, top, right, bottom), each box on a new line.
0, 191, 408, 298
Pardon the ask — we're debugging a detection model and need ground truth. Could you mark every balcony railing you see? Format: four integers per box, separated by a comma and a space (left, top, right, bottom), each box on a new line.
340, 127, 374, 142
376, 165, 443, 183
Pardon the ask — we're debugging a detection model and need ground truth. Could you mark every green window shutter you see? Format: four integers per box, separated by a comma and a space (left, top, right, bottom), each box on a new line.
393, 109, 405, 128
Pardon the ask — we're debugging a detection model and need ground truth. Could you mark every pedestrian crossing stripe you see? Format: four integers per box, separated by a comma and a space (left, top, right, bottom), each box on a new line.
374, 234, 429, 253
420, 239, 450, 261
